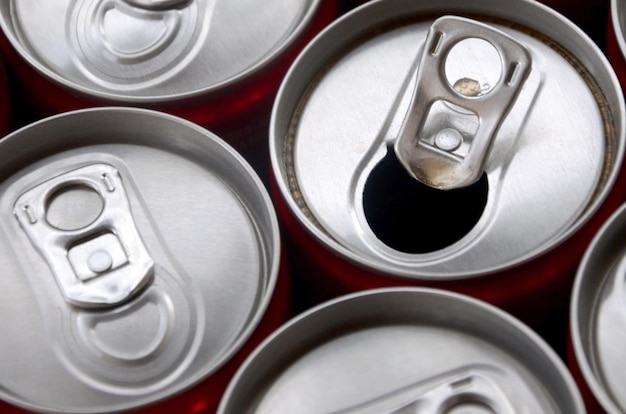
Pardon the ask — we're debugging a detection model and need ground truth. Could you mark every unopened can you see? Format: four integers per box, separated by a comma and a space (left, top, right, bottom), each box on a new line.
270, 0, 626, 334
0, 1, 339, 177
608, 0, 626, 92
0, 108, 288, 413
570, 202, 626, 413
219, 288, 585, 414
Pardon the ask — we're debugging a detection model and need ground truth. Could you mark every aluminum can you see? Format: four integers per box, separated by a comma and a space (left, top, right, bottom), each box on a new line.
608, 0, 626, 92
0, 108, 288, 413
219, 288, 585, 414
270, 0, 626, 337
569, 202, 626, 413
0, 53, 11, 137
0, 1, 339, 177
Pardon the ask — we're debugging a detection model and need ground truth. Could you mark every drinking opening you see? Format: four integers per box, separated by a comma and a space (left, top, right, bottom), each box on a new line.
363, 148, 488, 253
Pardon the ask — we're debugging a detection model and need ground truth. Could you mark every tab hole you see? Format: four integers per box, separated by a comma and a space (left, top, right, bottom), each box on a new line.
363, 149, 488, 253
445, 38, 502, 98
46, 185, 104, 231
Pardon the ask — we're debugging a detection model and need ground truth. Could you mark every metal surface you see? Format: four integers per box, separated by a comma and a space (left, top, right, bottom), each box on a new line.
612, 0, 626, 57
0, 108, 280, 413
219, 288, 584, 413
0, 0, 319, 101
395, 16, 532, 190
271, 0, 624, 279
571, 202, 626, 413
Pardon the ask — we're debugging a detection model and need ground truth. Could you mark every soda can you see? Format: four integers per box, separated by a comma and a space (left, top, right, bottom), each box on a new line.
569, 202, 626, 413
608, 0, 626, 92
270, 0, 626, 334
0, 1, 339, 177
219, 288, 585, 414
0, 53, 11, 137
0, 107, 288, 413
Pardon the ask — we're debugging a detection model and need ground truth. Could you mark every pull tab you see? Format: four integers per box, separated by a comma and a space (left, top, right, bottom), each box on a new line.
394, 16, 532, 190
123, 0, 192, 10
338, 371, 514, 413
14, 164, 154, 309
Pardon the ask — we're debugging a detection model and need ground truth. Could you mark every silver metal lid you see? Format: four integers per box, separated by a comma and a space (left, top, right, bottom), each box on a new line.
0, 0, 319, 102
219, 288, 584, 413
571, 202, 626, 413
0, 108, 280, 412
271, 0, 624, 279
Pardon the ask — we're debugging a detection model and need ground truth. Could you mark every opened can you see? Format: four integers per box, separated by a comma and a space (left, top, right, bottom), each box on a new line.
0, 108, 288, 413
219, 288, 585, 413
270, 0, 626, 337
569, 202, 626, 413
0, 1, 339, 176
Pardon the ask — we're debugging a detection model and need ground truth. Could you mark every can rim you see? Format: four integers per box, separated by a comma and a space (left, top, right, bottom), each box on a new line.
0, 1, 321, 103
570, 201, 626, 414
270, 0, 626, 280
218, 287, 585, 413
0, 107, 282, 413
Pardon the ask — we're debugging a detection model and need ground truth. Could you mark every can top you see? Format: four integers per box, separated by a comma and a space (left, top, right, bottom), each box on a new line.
219, 288, 584, 413
570, 203, 626, 413
0, 0, 319, 101
0, 108, 280, 412
271, 0, 624, 279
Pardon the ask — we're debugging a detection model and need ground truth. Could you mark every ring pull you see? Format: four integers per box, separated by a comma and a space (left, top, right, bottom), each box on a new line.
14, 164, 154, 309
394, 16, 532, 190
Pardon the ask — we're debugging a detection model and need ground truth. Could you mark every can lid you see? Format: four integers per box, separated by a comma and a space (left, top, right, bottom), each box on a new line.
272, 0, 624, 278
219, 288, 584, 413
0, 0, 319, 101
571, 203, 626, 413
611, 0, 626, 60
0, 108, 280, 412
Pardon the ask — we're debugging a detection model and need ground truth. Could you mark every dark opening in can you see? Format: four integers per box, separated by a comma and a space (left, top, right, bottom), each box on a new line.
270, 0, 626, 340
0, 108, 288, 413
219, 288, 585, 413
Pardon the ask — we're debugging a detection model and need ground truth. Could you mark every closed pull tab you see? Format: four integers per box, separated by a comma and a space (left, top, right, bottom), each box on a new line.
394, 16, 532, 190
14, 164, 154, 309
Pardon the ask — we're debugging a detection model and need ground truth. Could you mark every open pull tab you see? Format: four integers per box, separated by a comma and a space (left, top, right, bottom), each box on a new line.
14, 164, 154, 309
337, 372, 514, 414
394, 16, 532, 190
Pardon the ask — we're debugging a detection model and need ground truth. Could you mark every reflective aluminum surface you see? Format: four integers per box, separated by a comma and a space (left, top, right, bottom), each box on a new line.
0, 0, 319, 101
0, 108, 280, 412
271, 0, 624, 279
219, 288, 584, 413
571, 202, 626, 413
